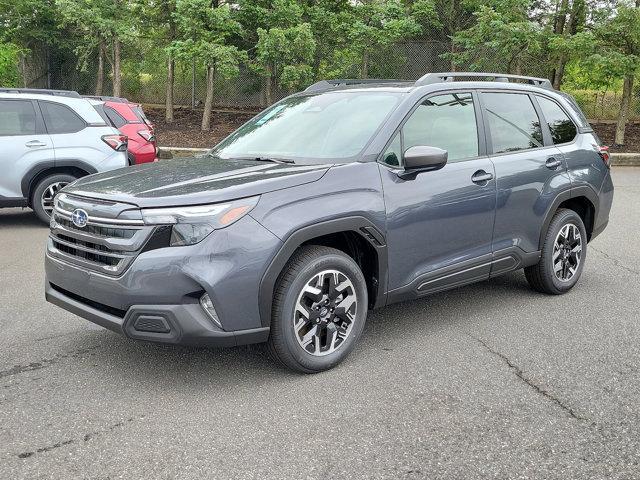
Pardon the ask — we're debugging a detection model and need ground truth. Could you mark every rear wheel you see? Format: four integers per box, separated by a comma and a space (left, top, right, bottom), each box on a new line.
525, 208, 587, 294
31, 174, 77, 224
268, 245, 368, 373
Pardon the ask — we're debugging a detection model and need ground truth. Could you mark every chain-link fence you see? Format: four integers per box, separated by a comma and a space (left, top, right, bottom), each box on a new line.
27, 40, 640, 121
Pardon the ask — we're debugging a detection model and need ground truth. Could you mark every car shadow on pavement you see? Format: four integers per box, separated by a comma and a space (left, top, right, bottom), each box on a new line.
65, 270, 536, 386
0, 208, 44, 228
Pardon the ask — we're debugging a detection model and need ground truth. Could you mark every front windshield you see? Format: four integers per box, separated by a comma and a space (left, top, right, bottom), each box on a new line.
211, 91, 403, 163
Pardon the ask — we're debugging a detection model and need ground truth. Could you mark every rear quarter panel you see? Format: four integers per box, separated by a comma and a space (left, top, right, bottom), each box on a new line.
51, 126, 127, 172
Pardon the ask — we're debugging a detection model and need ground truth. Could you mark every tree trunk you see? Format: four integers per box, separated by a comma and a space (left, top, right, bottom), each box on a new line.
265, 64, 273, 105
95, 41, 105, 95
614, 75, 634, 145
553, 54, 566, 90
165, 56, 175, 123
202, 65, 215, 132
361, 51, 369, 78
112, 38, 122, 97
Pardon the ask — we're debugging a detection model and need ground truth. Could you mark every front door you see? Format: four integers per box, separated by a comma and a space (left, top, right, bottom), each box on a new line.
379, 91, 497, 302
0, 99, 53, 201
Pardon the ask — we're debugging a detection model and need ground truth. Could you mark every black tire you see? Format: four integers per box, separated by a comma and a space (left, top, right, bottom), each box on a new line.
268, 245, 368, 373
31, 174, 77, 224
525, 208, 587, 295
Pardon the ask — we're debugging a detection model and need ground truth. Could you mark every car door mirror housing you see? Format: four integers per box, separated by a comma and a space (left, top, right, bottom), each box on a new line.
403, 146, 448, 172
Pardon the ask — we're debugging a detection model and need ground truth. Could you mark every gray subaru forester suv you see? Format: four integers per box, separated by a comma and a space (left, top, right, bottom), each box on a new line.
45, 73, 614, 373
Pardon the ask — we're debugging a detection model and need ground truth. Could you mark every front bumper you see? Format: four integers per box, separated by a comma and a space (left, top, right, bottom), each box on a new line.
45, 214, 282, 346
45, 282, 269, 346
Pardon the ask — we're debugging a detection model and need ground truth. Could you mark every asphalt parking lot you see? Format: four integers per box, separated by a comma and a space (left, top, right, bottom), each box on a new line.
1, 167, 639, 479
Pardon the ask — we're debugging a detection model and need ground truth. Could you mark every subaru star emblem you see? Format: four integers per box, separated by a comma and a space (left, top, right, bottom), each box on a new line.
71, 209, 88, 228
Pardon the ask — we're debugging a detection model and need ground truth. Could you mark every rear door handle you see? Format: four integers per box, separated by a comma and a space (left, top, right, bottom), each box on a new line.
471, 170, 494, 184
546, 157, 562, 169
25, 140, 47, 148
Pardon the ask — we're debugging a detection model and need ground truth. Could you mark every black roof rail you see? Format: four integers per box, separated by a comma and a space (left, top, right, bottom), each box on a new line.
415, 72, 553, 89
305, 78, 410, 93
0, 87, 82, 98
84, 95, 131, 103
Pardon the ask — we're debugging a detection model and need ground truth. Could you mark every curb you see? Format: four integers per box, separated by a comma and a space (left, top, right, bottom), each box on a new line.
158, 147, 640, 166
610, 153, 640, 166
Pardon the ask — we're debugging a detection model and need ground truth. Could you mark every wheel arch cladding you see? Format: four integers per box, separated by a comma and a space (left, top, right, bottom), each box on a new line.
539, 186, 598, 249
258, 217, 388, 328
21, 161, 97, 200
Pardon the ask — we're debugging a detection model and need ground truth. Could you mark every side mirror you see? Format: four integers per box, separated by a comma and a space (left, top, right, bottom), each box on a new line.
403, 146, 448, 172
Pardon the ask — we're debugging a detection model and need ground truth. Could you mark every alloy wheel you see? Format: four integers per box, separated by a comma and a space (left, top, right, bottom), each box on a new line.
41, 182, 69, 217
293, 269, 358, 356
553, 223, 582, 282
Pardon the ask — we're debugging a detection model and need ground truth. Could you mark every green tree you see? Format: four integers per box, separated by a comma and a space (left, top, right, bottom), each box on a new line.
0, 0, 63, 87
546, 0, 587, 89
566, 2, 640, 144
449, 0, 544, 74
170, 0, 247, 131
346, 0, 421, 78
255, 23, 316, 103
56, 0, 135, 96
0, 43, 22, 86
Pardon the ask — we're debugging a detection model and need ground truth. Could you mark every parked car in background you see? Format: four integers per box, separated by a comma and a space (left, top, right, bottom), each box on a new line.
44, 73, 613, 373
0, 88, 128, 223
88, 96, 157, 165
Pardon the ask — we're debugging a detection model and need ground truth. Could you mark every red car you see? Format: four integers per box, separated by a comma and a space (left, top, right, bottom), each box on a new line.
89, 96, 158, 164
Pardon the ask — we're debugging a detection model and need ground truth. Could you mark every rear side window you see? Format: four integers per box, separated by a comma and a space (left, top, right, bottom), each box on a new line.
483, 93, 543, 154
536, 96, 577, 144
104, 106, 127, 128
0, 100, 37, 136
402, 92, 479, 162
40, 101, 86, 134
131, 105, 150, 125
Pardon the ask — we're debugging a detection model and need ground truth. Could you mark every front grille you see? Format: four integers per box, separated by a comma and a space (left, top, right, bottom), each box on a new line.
48, 203, 155, 276
55, 216, 137, 239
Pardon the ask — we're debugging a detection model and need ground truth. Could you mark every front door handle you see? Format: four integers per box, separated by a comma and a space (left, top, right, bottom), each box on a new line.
471, 170, 494, 184
25, 140, 47, 148
546, 157, 562, 169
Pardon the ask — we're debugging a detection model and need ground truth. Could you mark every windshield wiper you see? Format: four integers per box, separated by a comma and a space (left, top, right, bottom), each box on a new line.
232, 156, 295, 164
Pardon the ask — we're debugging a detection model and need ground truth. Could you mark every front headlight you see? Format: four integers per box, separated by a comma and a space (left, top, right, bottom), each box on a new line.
140, 196, 259, 246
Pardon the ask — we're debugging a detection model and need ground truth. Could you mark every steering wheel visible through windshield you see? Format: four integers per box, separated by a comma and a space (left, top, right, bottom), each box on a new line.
211, 90, 403, 164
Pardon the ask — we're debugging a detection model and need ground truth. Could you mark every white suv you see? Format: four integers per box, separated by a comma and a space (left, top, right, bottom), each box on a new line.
0, 89, 128, 223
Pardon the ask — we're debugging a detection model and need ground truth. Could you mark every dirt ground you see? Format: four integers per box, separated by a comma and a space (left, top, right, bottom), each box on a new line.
146, 106, 640, 153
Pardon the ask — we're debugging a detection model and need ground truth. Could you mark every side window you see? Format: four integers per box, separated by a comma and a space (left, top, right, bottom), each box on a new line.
536, 96, 577, 144
402, 92, 478, 162
0, 100, 37, 136
482, 93, 543, 154
381, 133, 401, 167
104, 106, 127, 129
40, 102, 86, 134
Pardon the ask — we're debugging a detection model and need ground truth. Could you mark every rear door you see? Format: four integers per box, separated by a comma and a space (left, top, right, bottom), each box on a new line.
38, 100, 94, 165
0, 98, 53, 200
380, 91, 497, 300
480, 90, 572, 270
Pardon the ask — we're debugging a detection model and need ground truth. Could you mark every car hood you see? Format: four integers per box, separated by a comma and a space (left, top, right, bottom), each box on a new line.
64, 156, 332, 208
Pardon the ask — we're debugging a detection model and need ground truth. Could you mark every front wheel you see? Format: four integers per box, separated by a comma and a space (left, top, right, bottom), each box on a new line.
525, 208, 587, 295
268, 245, 368, 373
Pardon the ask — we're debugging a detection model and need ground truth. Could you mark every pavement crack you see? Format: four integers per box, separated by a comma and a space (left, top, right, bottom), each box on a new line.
469, 334, 587, 422
0, 346, 101, 380
590, 246, 640, 275
17, 416, 143, 459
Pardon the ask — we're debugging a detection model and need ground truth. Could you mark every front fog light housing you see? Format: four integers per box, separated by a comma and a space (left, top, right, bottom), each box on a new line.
200, 293, 222, 329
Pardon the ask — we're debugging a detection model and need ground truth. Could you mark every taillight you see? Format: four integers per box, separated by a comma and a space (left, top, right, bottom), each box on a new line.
102, 134, 128, 152
597, 145, 611, 168
138, 129, 156, 143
